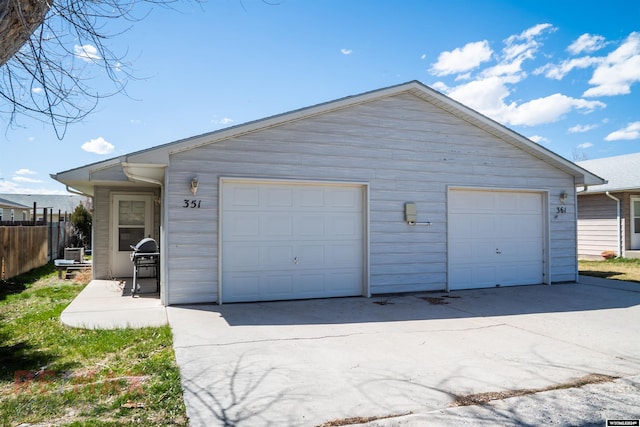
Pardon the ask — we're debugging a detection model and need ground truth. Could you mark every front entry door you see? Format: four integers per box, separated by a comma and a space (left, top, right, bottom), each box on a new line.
632, 197, 640, 250
111, 194, 153, 278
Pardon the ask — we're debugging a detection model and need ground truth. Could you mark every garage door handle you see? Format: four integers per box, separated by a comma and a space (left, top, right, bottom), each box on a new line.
496, 248, 502, 254
294, 257, 299, 265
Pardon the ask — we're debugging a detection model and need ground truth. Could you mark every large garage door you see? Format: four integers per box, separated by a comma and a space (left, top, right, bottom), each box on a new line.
221, 181, 364, 303
448, 189, 545, 290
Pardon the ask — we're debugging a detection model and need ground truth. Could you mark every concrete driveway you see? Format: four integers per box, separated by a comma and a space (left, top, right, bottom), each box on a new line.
167, 277, 640, 427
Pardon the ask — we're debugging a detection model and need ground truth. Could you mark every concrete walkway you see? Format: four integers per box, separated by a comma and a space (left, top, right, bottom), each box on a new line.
59, 276, 640, 425
60, 279, 167, 329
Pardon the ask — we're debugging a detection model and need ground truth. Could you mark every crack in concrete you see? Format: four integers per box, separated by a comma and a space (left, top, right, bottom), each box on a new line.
173, 323, 509, 350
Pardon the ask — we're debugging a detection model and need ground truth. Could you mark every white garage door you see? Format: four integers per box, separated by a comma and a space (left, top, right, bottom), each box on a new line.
448, 190, 545, 290
221, 181, 364, 303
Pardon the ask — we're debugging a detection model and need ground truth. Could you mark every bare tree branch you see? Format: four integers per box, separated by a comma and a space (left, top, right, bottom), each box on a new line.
0, 0, 187, 138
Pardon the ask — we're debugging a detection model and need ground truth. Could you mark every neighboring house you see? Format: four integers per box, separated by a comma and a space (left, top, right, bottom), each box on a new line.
577, 153, 640, 259
0, 193, 89, 223
0, 197, 31, 223
52, 81, 604, 306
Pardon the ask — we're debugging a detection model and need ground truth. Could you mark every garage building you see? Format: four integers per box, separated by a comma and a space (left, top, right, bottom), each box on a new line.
52, 81, 604, 305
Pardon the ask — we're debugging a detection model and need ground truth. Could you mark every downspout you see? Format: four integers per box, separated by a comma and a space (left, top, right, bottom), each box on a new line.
605, 192, 622, 258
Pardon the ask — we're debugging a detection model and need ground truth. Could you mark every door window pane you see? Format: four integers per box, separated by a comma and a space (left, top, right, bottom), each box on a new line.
119, 201, 146, 226
119, 227, 145, 251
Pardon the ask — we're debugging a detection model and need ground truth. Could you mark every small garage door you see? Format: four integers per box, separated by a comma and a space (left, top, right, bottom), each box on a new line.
448, 189, 545, 290
221, 181, 364, 303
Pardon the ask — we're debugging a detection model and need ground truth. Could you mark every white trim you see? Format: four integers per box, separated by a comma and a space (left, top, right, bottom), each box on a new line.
446, 186, 550, 291
631, 196, 640, 251
53, 81, 605, 192
110, 192, 154, 278
218, 177, 370, 304
161, 171, 169, 306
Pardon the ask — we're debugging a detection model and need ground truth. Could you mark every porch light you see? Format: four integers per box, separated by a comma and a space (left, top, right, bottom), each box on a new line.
190, 177, 199, 196
560, 191, 568, 204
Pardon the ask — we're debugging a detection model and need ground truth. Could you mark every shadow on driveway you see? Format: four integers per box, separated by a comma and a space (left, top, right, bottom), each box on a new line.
174, 281, 640, 327
168, 280, 640, 427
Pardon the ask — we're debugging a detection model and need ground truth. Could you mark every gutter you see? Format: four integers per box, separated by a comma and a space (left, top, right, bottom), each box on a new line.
122, 163, 165, 187
64, 185, 92, 199
605, 192, 622, 258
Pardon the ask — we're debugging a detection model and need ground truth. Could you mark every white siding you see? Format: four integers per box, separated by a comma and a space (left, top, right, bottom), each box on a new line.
92, 186, 161, 280
164, 93, 577, 304
577, 193, 619, 258
578, 192, 640, 258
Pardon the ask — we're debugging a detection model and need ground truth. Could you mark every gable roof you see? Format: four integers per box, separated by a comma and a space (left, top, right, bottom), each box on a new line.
577, 152, 640, 193
0, 194, 86, 213
53, 80, 605, 195
0, 196, 30, 210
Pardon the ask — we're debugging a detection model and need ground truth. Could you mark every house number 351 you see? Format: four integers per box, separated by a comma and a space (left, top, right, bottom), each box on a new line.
183, 199, 202, 208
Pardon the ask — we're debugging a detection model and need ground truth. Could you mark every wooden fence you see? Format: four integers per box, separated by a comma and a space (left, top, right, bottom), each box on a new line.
0, 207, 75, 280
0, 226, 48, 280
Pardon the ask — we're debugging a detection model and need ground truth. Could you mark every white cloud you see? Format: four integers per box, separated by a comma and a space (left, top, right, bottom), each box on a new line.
529, 135, 549, 144
31, 87, 43, 94
605, 121, 640, 141
15, 168, 37, 175
577, 142, 594, 149
584, 32, 640, 97
514, 23, 554, 40
568, 124, 598, 133
81, 137, 114, 154
500, 93, 605, 127
12, 176, 43, 183
74, 44, 101, 62
430, 41, 493, 76
420, 54, 426, 60
568, 34, 607, 55
212, 117, 234, 127
503, 23, 553, 58
340, 48, 352, 55
535, 56, 602, 80
432, 24, 607, 127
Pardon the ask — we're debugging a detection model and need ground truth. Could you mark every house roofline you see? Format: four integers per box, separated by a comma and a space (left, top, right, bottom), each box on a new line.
52, 80, 606, 189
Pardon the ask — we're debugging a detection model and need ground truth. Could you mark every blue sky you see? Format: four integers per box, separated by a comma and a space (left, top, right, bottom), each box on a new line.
1, 0, 639, 193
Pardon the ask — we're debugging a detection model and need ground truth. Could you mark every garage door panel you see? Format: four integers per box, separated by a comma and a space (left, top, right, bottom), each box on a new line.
223, 273, 260, 299
265, 187, 293, 207
264, 215, 294, 237
222, 182, 364, 302
472, 215, 496, 238
328, 243, 361, 265
299, 215, 325, 235
263, 275, 294, 295
449, 190, 544, 290
300, 188, 324, 207
229, 214, 260, 238
298, 245, 325, 264
230, 187, 260, 207
225, 245, 261, 269
327, 270, 362, 292
263, 245, 295, 267
449, 214, 472, 238
330, 188, 360, 208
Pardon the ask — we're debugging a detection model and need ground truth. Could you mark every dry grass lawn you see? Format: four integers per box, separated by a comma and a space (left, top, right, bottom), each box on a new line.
578, 258, 640, 283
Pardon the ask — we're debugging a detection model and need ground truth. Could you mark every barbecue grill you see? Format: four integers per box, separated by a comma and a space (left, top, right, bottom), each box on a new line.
130, 237, 160, 297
